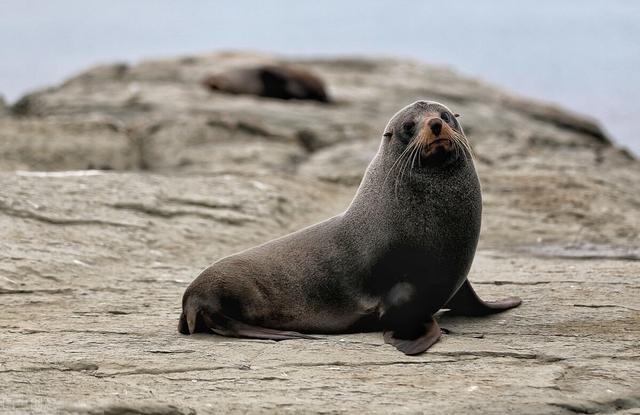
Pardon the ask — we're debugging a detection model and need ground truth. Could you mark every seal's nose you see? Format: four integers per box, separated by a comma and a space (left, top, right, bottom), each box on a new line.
428, 118, 442, 136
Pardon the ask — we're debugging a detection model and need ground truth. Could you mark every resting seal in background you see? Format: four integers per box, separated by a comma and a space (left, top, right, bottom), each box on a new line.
178, 100, 521, 355
201, 64, 330, 103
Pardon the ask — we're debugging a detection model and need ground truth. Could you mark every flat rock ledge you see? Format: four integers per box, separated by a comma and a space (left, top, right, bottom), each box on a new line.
1, 52, 639, 414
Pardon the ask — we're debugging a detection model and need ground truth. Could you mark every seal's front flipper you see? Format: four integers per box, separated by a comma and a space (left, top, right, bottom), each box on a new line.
444, 279, 522, 316
383, 317, 441, 355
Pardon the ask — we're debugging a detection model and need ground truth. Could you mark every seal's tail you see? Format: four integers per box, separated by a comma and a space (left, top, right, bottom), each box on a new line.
178, 297, 317, 340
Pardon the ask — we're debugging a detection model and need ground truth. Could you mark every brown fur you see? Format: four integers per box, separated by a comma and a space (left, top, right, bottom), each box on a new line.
201, 64, 330, 103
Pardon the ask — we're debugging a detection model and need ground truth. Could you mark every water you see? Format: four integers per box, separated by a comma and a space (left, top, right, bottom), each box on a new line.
1, 0, 638, 154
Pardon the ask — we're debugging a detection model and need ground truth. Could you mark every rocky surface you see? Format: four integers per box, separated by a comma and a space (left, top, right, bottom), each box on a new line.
1, 51, 639, 414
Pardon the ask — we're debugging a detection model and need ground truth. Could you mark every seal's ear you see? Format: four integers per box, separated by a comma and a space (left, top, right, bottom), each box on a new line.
454, 113, 460, 118
383, 131, 392, 138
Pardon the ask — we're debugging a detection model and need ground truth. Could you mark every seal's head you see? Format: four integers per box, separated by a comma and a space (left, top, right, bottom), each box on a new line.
383, 100, 470, 167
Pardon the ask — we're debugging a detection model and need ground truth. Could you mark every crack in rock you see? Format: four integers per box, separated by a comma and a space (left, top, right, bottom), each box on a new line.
65, 402, 197, 415
278, 358, 478, 368
164, 196, 243, 211
96, 364, 249, 378
0, 201, 144, 228
474, 280, 636, 286
1, 362, 99, 374
0, 288, 73, 295
145, 349, 196, 354
110, 202, 254, 225
573, 304, 640, 312
431, 350, 565, 363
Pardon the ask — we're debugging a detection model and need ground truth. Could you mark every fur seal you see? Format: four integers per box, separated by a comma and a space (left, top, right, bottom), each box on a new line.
178, 100, 521, 355
202, 64, 330, 103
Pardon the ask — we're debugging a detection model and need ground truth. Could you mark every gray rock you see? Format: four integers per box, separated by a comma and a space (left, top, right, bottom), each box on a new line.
1, 51, 638, 414
0, 94, 7, 117
0, 118, 137, 171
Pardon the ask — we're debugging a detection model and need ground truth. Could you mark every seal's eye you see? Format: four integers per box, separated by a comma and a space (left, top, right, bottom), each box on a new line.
441, 112, 451, 124
401, 120, 416, 134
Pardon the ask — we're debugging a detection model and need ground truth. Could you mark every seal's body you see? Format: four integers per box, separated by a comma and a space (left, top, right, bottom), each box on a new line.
179, 101, 521, 355
202, 64, 330, 103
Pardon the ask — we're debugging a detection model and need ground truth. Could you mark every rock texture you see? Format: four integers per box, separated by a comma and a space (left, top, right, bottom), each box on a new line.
1, 51, 639, 414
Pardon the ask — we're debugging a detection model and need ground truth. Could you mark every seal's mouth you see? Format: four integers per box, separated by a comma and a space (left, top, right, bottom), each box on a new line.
421, 141, 454, 165
425, 138, 452, 150
416, 119, 457, 165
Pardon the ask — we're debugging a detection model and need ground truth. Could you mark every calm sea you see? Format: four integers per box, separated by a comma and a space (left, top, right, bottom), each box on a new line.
1, 0, 638, 154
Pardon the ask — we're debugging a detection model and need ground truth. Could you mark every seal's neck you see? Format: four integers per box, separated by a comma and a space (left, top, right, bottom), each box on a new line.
342, 142, 480, 242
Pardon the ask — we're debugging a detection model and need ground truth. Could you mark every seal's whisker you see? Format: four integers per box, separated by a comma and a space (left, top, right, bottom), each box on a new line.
409, 140, 422, 177
450, 133, 465, 160
451, 130, 474, 162
402, 140, 420, 179
390, 142, 412, 198
400, 146, 418, 191
394, 143, 413, 198
418, 140, 426, 168
452, 135, 461, 160
409, 140, 423, 177
384, 140, 414, 188
394, 140, 419, 199
408, 146, 417, 177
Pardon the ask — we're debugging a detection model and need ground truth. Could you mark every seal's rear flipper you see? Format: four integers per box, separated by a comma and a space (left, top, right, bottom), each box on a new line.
444, 279, 522, 316
178, 302, 205, 334
178, 297, 317, 340
201, 312, 318, 341
383, 317, 441, 355
178, 311, 190, 334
